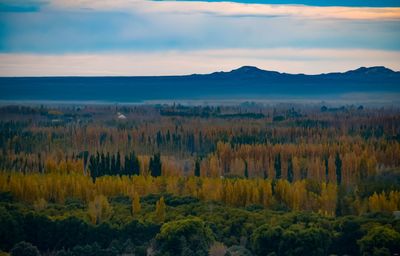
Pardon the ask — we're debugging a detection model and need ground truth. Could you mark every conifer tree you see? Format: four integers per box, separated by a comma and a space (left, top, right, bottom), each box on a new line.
335, 153, 342, 185
194, 158, 201, 177
150, 153, 162, 177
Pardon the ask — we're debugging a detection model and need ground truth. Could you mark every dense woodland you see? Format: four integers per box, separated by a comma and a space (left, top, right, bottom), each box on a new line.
0, 103, 400, 256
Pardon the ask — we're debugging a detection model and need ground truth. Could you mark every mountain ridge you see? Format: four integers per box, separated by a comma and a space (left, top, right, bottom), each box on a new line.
202, 65, 399, 77
0, 66, 399, 103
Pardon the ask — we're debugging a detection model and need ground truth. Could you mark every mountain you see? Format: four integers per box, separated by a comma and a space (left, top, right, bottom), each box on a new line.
207, 66, 283, 79
0, 66, 399, 103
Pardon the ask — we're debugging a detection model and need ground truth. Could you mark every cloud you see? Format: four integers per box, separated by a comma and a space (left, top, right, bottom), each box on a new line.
1, 48, 399, 76
155, 0, 400, 8
1, 4, 400, 53
47, 0, 400, 20
1, 0, 399, 75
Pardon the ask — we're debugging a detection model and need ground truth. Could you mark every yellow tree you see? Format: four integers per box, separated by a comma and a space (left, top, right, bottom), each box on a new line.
132, 192, 141, 216
328, 155, 336, 183
319, 183, 337, 216
88, 195, 112, 225
261, 180, 273, 207
290, 180, 307, 211
274, 179, 291, 207
155, 196, 166, 223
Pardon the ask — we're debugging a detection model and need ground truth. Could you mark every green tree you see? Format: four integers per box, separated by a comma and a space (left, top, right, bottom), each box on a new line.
358, 226, 400, 256
150, 153, 162, 177
332, 218, 363, 256
275, 153, 282, 180
156, 217, 214, 256
287, 157, 293, 183
335, 153, 342, 185
244, 160, 249, 178
194, 158, 201, 177
252, 225, 283, 255
10, 241, 41, 256
0, 206, 22, 251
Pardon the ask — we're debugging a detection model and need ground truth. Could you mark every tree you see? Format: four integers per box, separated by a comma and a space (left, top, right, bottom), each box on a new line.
155, 196, 166, 223
287, 157, 294, 183
335, 153, 342, 185
252, 225, 283, 255
194, 158, 201, 177
10, 241, 40, 256
282, 227, 331, 256
124, 152, 140, 176
244, 160, 249, 178
358, 226, 400, 256
132, 192, 141, 216
149, 153, 162, 177
116, 151, 121, 175
253, 224, 331, 256
275, 153, 282, 179
0, 206, 22, 252
156, 217, 214, 256
88, 195, 112, 225
332, 218, 363, 256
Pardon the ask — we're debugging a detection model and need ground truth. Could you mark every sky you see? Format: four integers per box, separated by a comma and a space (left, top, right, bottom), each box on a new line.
0, 0, 399, 76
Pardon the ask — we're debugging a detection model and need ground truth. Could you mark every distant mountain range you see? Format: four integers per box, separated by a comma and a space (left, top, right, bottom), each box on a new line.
0, 66, 399, 104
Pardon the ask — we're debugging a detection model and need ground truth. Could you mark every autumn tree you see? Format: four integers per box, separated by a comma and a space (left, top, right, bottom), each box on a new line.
88, 195, 112, 225
155, 196, 166, 223
132, 192, 141, 216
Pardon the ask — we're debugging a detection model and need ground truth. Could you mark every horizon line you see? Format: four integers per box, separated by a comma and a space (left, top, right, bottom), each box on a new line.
0, 65, 398, 78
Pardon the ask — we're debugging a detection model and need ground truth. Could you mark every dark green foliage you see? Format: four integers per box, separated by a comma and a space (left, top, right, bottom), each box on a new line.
0, 191, 14, 203
335, 152, 342, 185
120, 220, 160, 245
194, 158, 201, 177
274, 153, 281, 180
358, 226, 400, 256
227, 245, 253, 256
10, 241, 40, 256
287, 157, 293, 183
123, 151, 140, 176
273, 115, 285, 122
156, 217, 214, 256
0, 193, 398, 256
252, 225, 283, 255
357, 169, 400, 198
244, 160, 249, 178
0, 206, 22, 251
58, 242, 116, 256
283, 227, 331, 256
22, 213, 56, 251
150, 152, 162, 177
89, 151, 140, 181
331, 217, 364, 256
141, 194, 199, 207
252, 224, 332, 256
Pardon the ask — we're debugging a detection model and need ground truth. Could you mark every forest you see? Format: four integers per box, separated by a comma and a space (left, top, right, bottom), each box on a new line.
0, 103, 400, 256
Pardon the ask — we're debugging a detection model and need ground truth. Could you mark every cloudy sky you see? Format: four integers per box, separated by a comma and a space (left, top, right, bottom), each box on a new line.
0, 0, 399, 76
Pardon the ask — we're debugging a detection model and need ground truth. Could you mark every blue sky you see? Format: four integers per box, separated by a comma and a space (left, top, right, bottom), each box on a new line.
0, 0, 399, 75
